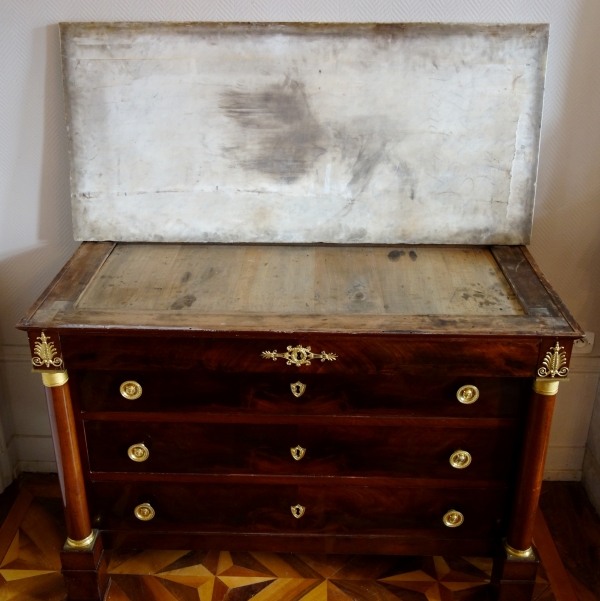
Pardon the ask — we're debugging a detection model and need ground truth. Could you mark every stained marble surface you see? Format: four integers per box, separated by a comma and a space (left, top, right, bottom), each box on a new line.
61, 23, 548, 244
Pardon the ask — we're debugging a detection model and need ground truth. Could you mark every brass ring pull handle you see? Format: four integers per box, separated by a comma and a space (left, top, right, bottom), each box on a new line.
449, 450, 471, 469
291, 504, 305, 519
120, 380, 142, 400
128, 443, 149, 462
262, 345, 337, 367
134, 503, 155, 521
443, 509, 464, 528
456, 385, 479, 404
290, 445, 306, 461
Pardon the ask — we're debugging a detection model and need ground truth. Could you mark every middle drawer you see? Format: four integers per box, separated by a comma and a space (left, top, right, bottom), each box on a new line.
84, 420, 519, 480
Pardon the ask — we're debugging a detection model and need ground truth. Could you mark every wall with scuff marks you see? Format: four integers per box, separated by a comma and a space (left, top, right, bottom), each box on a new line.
1, 2, 599, 507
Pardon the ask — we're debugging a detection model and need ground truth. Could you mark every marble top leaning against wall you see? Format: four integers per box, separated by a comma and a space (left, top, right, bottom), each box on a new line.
60, 22, 548, 245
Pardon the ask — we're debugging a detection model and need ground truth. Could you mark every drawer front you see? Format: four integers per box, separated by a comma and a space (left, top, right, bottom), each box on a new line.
62, 335, 539, 377
92, 482, 507, 537
85, 421, 519, 480
74, 371, 527, 419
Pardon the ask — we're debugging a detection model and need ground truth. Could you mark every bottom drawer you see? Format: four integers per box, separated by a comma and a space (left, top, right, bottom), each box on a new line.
92, 482, 508, 538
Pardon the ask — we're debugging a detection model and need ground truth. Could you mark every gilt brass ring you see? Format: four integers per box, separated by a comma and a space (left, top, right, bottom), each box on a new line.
134, 503, 155, 521
128, 443, 149, 462
120, 380, 142, 400
443, 509, 464, 528
456, 385, 479, 404
449, 450, 472, 469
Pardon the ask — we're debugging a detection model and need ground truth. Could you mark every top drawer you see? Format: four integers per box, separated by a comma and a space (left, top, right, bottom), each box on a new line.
73, 370, 527, 418
61, 335, 540, 377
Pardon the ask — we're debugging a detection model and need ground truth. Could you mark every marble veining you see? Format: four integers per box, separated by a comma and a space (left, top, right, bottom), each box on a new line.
60, 23, 548, 244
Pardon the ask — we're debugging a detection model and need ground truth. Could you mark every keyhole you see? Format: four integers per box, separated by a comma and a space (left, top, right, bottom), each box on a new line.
294, 449, 300, 458
294, 507, 301, 516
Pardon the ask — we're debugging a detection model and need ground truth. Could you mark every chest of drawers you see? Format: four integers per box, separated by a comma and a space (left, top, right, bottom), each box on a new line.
18, 242, 580, 601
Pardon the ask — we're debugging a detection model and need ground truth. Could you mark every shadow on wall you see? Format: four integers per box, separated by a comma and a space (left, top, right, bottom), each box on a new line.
0, 24, 79, 348
529, 0, 600, 334
0, 24, 79, 487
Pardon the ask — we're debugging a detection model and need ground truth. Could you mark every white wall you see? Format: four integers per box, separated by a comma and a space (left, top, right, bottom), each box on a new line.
1, 1, 600, 498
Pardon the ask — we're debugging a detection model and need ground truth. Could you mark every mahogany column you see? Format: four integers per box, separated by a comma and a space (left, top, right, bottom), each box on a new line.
42, 370, 108, 601
492, 378, 559, 601
507, 379, 558, 553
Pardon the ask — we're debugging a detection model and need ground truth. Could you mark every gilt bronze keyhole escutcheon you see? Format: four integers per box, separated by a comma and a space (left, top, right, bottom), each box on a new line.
290, 445, 306, 461
262, 345, 337, 367
291, 504, 305, 519
290, 381, 306, 398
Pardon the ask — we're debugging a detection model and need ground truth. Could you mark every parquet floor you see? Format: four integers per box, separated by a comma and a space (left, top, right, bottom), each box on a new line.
0, 477, 564, 601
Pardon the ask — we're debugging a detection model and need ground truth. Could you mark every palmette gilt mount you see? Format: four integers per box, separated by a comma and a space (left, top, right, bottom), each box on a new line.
31, 332, 63, 369
537, 341, 569, 378
262, 345, 337, 367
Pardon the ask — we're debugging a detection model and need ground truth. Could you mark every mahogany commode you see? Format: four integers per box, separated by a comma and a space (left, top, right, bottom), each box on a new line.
20, 21, 575, 601
18, 242, 581, 601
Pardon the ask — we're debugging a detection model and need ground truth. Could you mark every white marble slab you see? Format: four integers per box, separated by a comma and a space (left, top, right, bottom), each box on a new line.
60, 23, 548, 244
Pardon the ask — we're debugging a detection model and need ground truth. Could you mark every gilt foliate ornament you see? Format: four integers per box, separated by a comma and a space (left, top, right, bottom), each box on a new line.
31, 332, 63, 369
537, 341, 568, 378
261, 345, 337, 367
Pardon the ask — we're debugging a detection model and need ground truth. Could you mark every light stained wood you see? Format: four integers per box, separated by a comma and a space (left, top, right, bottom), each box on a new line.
0, 490, 33, 568
533, 510, 578, 601
19, 242, 580, 335
76, 244, 524, 318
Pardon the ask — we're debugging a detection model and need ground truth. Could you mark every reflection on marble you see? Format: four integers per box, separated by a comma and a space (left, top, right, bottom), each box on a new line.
61, 23, 548, 244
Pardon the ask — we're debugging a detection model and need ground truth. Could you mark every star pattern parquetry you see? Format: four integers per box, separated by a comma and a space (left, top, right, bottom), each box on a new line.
0, 495, 555, 601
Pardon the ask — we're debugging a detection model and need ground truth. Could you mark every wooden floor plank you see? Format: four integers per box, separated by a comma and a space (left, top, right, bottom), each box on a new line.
533, 509, 577, 601
0, 490, 33, 567
539, 482, 600, 600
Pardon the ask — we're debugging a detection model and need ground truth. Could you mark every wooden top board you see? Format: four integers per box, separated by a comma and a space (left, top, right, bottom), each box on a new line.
18, 243, 581, 337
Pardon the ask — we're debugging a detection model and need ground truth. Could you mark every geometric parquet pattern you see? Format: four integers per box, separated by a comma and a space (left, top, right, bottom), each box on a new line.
0, 497, 555, 601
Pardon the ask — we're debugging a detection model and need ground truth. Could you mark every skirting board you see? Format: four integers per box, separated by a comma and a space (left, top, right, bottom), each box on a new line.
582, 449, 600, 515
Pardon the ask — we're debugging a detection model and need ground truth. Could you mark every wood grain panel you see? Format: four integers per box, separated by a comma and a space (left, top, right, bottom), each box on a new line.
91, 482, 508, 537
101, 531, 498, 557
77, 245, 522, 316
84, 420, 520, 480
62, 335, 541, 376
17, 243, 581, 336
73, 370, 528, 418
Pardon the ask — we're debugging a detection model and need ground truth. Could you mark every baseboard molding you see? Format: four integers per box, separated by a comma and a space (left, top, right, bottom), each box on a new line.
582, 448, 600, 515
14, 460, 58, 475
569, 355, 600, 373
543, 445, 586, 481
543, 469, 582, 481
0, 439, 18, 494
0, 344, 31, 363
